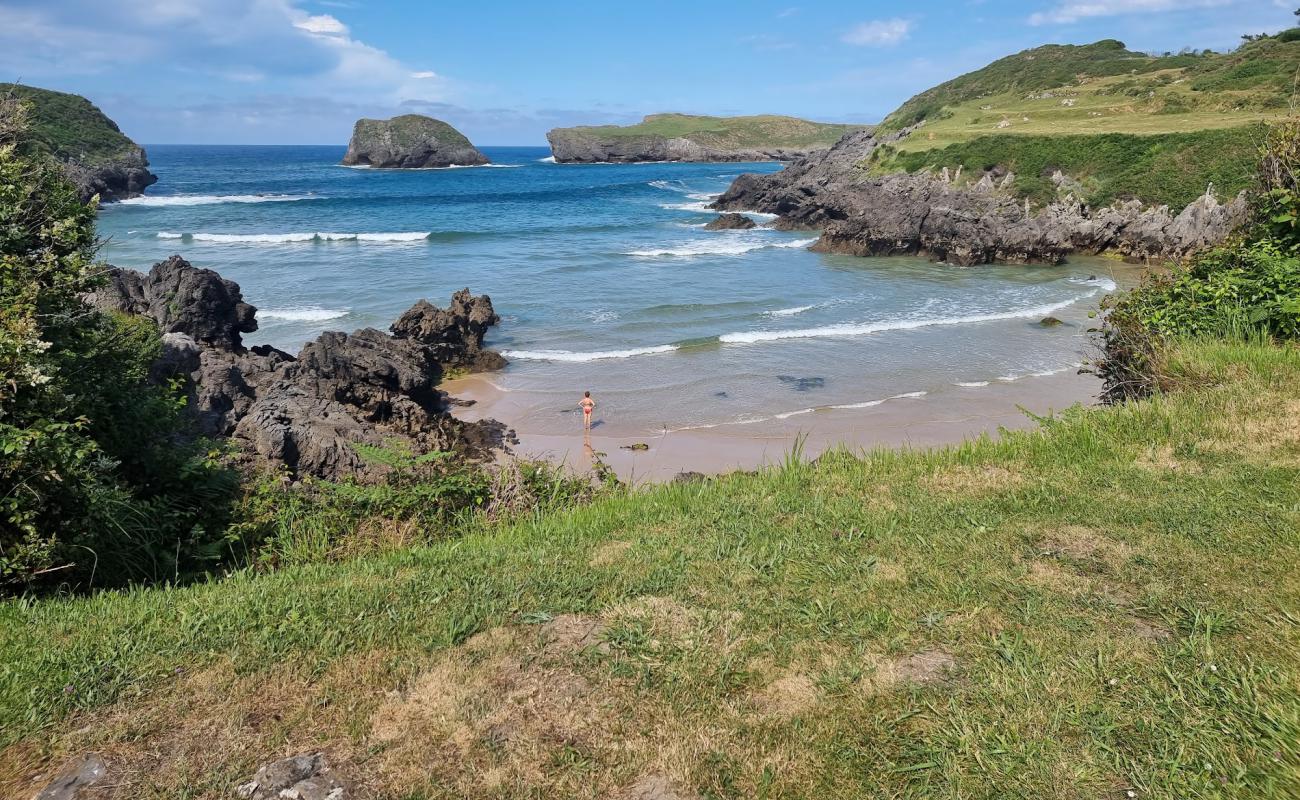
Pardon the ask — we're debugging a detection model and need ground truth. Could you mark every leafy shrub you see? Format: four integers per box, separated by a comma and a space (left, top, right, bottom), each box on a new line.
0, 95, 238, 592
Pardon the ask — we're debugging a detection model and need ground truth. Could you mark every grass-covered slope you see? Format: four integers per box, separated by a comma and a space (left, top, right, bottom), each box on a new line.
878, 35, 1297, 153
1, 83, 144, 167
872, 127, 1262, 210
2, 339, 1298, 798
555, 113, 865, 150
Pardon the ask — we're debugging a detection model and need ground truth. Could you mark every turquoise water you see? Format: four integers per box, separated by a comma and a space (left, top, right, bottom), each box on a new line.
97, 145, 1123, 435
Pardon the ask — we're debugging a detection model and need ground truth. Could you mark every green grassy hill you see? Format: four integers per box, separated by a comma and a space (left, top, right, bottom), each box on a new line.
1, 83, 144, 167
557, 113, 866, 150
2, 337, 1298, 798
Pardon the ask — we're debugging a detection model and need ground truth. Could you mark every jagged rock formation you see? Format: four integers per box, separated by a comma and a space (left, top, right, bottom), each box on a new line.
712, 129, 1251, 265
3, 83, 157, 203
341, 114, 488, 168
704, 213, 757, 231
547, 114, 866, 163
89, 256, 511, 480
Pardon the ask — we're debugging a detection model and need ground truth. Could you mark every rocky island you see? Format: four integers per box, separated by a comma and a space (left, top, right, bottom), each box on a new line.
546, 113, 866, 163
712, 38, 1293, 264
341, 114, 489, 169
2, 83, 157, 203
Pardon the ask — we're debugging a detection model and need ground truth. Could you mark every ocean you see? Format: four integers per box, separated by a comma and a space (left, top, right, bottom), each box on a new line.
97, 145, 1126, 439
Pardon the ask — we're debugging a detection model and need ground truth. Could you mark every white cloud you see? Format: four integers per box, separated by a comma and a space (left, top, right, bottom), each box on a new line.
410, 70, 439, 79
1029, 0, 1235, 25
841, 18, 913, 47
293, 13, 348, 36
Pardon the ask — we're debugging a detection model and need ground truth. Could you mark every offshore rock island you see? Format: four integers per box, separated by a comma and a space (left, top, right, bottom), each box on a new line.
341, 114, 489, 168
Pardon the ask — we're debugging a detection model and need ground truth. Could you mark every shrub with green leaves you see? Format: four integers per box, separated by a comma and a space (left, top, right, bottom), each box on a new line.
0, 95, 238, 592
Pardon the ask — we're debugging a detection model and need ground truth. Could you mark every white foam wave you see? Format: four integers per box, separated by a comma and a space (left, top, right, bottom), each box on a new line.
1070, 276, 1118, 292
774, 408, 815, 420
719, 296, 1087, 344
584, 309, 620, 324
538, 155, 557, 163
119, 194, 317, 207
767, 305, 815, 318
628, 237, 816, 258
502, 344, 678, 363
687, 191, 721, 201
156, 231, 430, 244
954, 381, 991, 388
259, 307, 349, 322
658, 200, 715, 213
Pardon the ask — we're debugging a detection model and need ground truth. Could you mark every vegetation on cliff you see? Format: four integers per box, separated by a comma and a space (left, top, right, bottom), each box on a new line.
0, 84, 145, 168
553, 113, 864, 150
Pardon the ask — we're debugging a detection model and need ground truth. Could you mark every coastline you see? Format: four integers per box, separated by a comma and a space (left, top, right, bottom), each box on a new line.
444, 366, 1102, 483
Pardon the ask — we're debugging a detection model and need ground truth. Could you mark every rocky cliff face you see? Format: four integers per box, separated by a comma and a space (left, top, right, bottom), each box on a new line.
89, 256, 511, 480
3, 83, 158, 203
341, 114, 489, 169
713, 129, 1251, 265
546, 129, 830, 164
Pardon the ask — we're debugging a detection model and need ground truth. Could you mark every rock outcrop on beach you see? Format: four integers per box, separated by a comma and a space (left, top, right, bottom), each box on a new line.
712, 128, 1251, 265
3, 83, 158, 203
90, 256, 511, 480
704, 213, 757, 231
547, 113, 866, 163
341, 114, 489, 169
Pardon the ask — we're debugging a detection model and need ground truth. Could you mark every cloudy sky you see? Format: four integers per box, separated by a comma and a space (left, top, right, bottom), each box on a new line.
1, 0, 1293, 145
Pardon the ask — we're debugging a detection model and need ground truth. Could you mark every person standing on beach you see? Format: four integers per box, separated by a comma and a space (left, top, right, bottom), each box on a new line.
579, 391, 596, 429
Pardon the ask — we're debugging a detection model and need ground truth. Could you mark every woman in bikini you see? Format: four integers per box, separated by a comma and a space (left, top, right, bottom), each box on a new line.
579, 391, 596, 429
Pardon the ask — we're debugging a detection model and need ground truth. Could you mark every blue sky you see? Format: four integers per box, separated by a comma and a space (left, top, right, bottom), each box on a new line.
1, 0, 1293, 145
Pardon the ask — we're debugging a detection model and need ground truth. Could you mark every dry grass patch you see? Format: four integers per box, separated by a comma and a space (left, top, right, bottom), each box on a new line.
753, 671, 820, 719
589, 540, 634, 567
1134, 444, 1203, 474
1037, 526, 1134, 573
921, 464, 1024, 496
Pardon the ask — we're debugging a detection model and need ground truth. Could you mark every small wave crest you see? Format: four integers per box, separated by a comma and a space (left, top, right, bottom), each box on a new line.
766, 305, 815, 318
719, 297, 1085, 344
502, 344, 678, 363
1070, 276, 1118, 292
628, 237, 815, 258
259, 307, 349, 322
118, 194, 318, 207
538, 156, 557, 163
156, 231, 431, 244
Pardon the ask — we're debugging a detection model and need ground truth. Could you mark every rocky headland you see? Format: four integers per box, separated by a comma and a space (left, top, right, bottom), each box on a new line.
341, 114, 489, 169
547, 113, 866, 164
89, 256, 511, 480
3, 83, 157, 203
712, 128, 1251, 265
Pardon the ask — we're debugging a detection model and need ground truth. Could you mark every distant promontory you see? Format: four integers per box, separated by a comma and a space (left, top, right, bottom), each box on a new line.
341, 114, 489, 169
546, 113, 868, 163
2, 83, 157, 204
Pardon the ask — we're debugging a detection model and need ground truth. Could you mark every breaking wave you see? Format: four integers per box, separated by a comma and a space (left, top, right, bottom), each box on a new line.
628, 237, 815, 258
156, 231, 431, 244
118, 194, 318, 207
501, 344, 679, 363
259, 307, 349, 322
719, 297, 1086, 344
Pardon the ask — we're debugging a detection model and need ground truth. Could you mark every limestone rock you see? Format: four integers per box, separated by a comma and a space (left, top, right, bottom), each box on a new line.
34, 754, 106, 800
235, 753, 349, 800
341, 115, 488, 169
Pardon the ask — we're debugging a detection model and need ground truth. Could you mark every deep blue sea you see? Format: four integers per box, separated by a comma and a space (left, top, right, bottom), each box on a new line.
97, 145, 1126, 436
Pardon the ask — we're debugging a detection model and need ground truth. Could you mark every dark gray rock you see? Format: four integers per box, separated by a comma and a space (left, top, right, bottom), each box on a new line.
704, 213, 757, 231
341, 114, 488, 169
90, 255, 256, 349
34, 754, 106, 800
90, 257, 512, 480
390, 289, 508, 372
1040, 317, 1064, 327
713, 129, 1250, 265
235, 753, 349, 800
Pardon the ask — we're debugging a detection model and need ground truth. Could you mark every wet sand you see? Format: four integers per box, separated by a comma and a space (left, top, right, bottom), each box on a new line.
444, 368, 1103, 484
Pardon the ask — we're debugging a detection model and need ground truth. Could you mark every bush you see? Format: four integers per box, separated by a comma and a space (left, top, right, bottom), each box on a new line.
0, 95, 238, 592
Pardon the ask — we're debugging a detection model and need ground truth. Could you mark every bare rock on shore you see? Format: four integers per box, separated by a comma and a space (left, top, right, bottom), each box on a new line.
90, 256, 512, 479
712, 128, 1250, 265
341, 114, 488, 169
704, 213, 757, 231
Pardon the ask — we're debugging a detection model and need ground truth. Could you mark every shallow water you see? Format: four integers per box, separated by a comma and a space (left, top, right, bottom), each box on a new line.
98, 145, 1131, 437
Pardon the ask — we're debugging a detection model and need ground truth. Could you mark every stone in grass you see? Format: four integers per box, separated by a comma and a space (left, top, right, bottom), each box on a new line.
235, 753, 349, 800
35, 754, 106, 800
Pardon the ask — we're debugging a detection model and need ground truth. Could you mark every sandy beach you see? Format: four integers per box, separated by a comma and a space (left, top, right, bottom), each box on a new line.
444, 366, 1103, 483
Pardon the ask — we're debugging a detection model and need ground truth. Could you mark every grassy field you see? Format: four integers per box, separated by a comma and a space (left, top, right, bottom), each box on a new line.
882, 36, 1298, 150
552, 113, 866, 149
2, 338, 1298, 798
